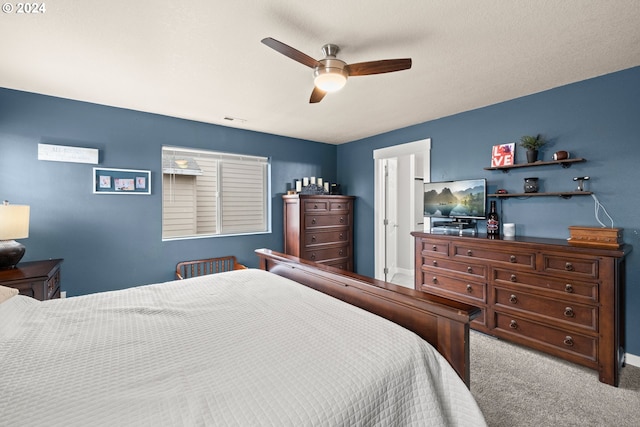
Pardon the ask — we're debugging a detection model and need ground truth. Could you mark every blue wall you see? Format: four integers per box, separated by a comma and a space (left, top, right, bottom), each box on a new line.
2, 67, 639, 355
337, 66, 640, 356
0, 88, 337, 295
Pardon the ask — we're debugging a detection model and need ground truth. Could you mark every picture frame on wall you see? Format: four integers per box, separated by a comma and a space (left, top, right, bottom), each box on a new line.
93, 167, 151, 195
491, 143, 515, 167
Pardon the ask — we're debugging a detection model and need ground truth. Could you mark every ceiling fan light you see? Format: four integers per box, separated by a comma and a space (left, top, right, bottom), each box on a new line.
314, 68, 348, 92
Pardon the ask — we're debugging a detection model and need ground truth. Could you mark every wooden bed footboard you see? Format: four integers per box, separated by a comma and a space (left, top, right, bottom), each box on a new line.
256, 249, 481, 387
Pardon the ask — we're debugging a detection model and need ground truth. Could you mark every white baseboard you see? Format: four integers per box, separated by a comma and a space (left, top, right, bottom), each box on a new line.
626, 352, 640, 367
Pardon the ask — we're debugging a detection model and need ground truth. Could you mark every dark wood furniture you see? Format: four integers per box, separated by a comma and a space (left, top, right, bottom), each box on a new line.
282, 194, 355, 271
256, 248, 481, 387
176, 256, 247, 280
412, 232, 631, 386
0, 259, 63, 300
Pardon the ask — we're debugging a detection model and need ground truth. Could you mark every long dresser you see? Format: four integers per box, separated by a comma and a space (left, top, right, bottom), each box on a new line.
283, 194, 355, 271
412, 232, 631, 386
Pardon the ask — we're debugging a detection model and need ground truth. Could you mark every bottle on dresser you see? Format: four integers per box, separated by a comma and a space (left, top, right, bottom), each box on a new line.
487, 200, 500, 238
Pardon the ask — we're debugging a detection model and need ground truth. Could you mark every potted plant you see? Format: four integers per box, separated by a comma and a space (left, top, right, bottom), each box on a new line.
518, 134, 547, 163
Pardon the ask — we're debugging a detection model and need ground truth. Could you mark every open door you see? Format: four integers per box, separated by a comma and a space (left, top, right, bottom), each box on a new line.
373, 139, 431, 287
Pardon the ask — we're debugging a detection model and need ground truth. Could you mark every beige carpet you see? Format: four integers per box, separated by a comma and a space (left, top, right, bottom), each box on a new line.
470, 331, 640, 427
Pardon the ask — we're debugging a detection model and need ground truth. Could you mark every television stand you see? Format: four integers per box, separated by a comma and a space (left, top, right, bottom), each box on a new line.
430, 219, 478, 236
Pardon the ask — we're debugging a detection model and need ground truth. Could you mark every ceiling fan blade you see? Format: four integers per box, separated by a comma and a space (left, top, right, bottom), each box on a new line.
309, 87, 327, 103
261, 37, 320, 68
346, 59, 412, 76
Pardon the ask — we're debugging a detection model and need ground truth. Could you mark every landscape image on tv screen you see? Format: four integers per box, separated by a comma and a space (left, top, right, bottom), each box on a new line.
423, 179, 486, 219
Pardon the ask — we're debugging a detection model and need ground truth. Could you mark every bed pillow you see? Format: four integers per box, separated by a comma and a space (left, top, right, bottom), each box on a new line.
0, 285, 19, 303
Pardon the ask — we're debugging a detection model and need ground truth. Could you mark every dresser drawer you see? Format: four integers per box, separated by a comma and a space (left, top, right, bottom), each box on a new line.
493, 268, 598, 303
323, 259, 352, 271
418, 238, 450, 257
453, 243, 535, 269
418, 271, 486, 303
305, 214, 350, 229
304, 229, 349, 247
494, 287, 597, 331
426, 257, 486, 280
329, 200, 350, 212
303, 199, 329, 212
542, 254, 599, 279
471, 308, 487, 328
494, 312, 597, 363
303, 246, 350, 263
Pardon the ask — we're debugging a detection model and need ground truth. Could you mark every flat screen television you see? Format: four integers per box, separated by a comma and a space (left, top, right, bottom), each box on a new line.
423, 178, 487, 221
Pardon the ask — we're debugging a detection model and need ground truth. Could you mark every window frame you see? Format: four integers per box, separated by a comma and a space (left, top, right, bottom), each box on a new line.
161, 146, 271, 241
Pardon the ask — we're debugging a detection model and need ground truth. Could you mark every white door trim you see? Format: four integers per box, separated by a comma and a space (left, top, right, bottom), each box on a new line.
373, 138, 431, 282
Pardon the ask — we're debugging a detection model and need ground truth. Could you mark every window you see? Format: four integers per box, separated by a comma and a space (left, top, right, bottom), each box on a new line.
162, 146, 270, 240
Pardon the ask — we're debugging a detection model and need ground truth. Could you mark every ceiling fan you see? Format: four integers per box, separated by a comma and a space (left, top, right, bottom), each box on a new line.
261, 37, 412, 103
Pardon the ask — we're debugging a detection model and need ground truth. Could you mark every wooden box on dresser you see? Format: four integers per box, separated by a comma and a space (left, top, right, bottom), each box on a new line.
0, 259, 63, 301
411, 232, 631, 386
283, 194, 354, 271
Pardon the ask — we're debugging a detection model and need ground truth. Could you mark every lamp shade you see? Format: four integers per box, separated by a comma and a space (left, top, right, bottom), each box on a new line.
0, 203, 30, 240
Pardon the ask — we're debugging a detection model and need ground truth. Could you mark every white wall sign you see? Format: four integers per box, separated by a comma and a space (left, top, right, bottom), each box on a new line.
38, 143, 99, 164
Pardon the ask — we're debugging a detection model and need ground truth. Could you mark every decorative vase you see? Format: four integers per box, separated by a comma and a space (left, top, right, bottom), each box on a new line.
524, 177, 539, 193
526, 149, 539, 163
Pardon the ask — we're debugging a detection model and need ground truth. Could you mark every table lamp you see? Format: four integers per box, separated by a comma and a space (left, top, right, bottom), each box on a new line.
0, 200, 30, 269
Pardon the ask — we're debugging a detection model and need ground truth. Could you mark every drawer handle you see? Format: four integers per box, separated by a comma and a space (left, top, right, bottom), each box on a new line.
510, 255, 516, 263
564, 307, 575, 318
565, 262, 574, 271
314, 204, 318, 209
432, 276, 438, 284
509, 294, 518, 304
510, 274, 517, 282
432, 245, 438, 251
433, 260, 438, 266
338, 250, 344, 256
311, 218, 317, 225
466, 284, 473, 293
310, 253, 316, 260
311, 235, 317, 242
509, 320, 518, 329
565, 284, 574, 293
467, 249, 473, 256
339, 233, 344, 240
563, 336, 574, 347
337, 204, 342, 209
339, 217, 345, 224
467, 266, 473, 273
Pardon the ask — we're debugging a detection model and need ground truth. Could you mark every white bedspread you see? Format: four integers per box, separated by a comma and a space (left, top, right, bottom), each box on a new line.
0, 269, 486, 426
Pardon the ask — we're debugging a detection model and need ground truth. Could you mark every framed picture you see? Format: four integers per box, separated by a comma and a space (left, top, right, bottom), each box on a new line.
93, 168, 151, 195
491, 143, 515, 167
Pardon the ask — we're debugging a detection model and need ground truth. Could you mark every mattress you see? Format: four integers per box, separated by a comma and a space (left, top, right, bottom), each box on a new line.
0, 269, 486, 426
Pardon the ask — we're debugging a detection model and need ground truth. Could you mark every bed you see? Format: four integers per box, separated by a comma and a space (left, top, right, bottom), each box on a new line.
0, 249, 486, 426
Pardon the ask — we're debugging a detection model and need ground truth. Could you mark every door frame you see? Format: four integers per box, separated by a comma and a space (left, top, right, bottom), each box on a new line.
373, 138, 431, 282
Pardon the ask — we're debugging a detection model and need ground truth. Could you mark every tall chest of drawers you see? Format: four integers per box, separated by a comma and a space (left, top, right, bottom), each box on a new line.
412, 232, 630, 386
283, 194, 354, 271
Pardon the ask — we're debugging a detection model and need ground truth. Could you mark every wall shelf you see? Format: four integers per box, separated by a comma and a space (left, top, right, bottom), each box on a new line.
484, 158, 586, 173
489, 191, 592, 199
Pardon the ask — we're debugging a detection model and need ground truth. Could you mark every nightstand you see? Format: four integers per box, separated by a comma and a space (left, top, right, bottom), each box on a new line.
0, 259, 63, 300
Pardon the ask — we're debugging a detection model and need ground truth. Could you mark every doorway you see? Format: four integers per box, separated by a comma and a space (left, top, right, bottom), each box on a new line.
373, 139, 431, 287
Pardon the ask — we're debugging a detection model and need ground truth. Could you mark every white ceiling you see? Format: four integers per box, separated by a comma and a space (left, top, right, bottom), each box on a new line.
2, 1, 639, 144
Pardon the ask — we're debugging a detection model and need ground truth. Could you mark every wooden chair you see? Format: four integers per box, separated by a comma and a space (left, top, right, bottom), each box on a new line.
175, 256, 247, 280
